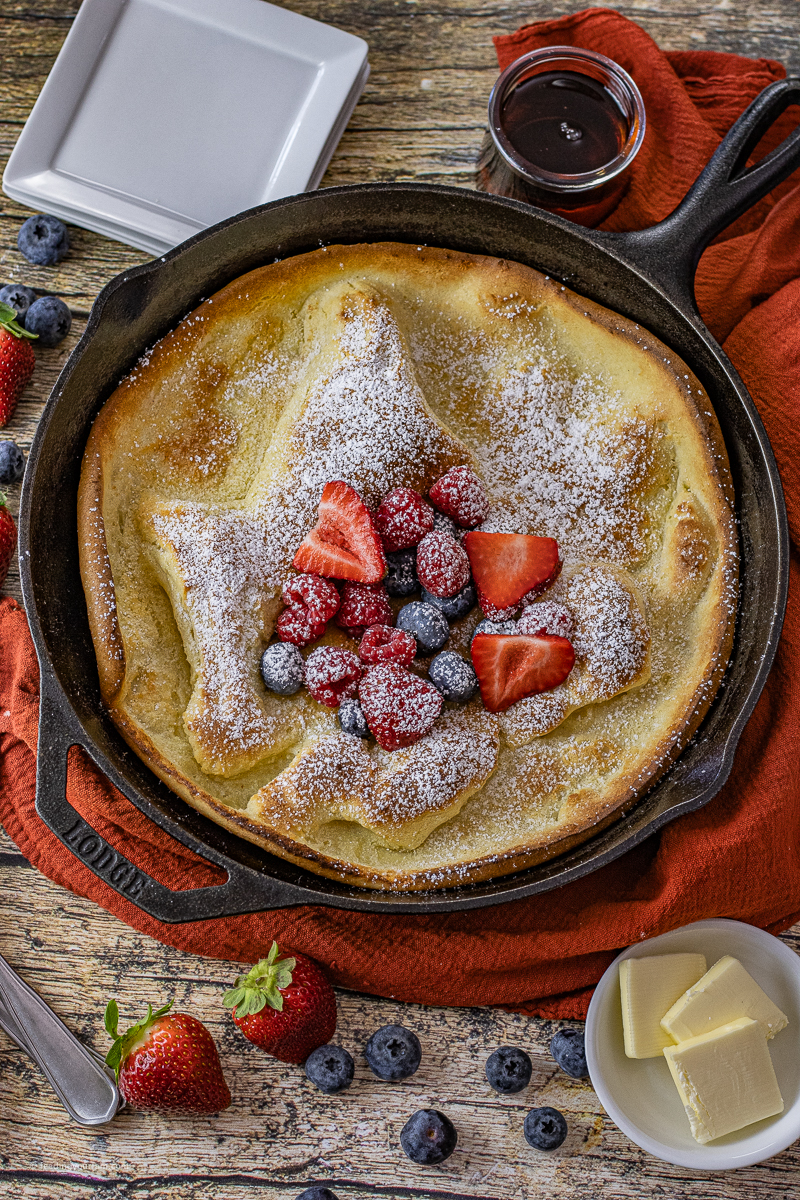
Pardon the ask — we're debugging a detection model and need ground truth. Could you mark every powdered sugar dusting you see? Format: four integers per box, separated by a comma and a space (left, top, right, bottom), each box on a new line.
501, 564, 650, 746
475, 363, 659, 564
144, 287, 466, 769
252, 709, 499, 848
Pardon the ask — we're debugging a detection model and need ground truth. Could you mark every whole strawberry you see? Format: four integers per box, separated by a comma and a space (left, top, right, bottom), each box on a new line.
104, 999, 231, 1114
224, 941, 336, 1063
0, 494, 16, 590
0, 302, 36, 427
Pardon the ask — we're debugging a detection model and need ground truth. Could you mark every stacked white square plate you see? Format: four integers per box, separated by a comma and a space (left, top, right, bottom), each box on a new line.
3, 0, 369, 255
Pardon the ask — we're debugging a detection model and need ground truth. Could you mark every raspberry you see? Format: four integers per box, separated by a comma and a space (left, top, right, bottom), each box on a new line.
374, 487, 434, 552
358, 663, 442, 751
359, 624, 417, 667
336, 582, 393, 636
429, 465, 489, 528
416, 531, 470, 599
276, 605, 327, 647
517, 601, 574, 639
282, 574, 340, 622
478, 592, 519, 622
304, 647, 362, 707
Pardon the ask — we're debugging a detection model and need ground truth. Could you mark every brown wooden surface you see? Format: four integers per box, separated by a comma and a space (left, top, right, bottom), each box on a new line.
2, 1, 800, 1196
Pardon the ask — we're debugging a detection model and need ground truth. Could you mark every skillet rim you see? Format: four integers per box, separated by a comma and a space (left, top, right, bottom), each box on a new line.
17, 181, 789, 917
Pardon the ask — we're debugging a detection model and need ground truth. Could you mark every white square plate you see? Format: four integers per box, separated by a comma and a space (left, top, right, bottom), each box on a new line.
3, 0, 368, 255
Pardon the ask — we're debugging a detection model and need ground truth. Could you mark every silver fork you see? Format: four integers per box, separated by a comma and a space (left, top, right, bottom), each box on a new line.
0, 953, 121, 1125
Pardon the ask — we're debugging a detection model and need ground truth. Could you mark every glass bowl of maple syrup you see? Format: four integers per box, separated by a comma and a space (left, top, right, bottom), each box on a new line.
477, 46, 646, 225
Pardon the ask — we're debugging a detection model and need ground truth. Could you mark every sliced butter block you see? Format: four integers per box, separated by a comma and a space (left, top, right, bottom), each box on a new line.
619, 953, 707, 1058
661, 954, 788, 1043
664, 1016, 784, 1144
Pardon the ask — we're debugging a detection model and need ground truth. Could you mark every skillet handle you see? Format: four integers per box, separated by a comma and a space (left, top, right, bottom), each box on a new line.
604, 77, 800, 306
34, 675, 303, 921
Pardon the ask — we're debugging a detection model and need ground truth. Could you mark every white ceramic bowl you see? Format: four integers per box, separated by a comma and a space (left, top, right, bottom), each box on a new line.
585, 918, 800, 1170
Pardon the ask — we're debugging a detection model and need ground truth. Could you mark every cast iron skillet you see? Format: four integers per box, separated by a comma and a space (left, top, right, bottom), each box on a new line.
19, 79, 799, 920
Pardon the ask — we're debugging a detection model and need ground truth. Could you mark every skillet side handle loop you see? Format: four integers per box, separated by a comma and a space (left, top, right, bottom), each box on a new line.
34, 676, 302, 921
609, 77, 800, 305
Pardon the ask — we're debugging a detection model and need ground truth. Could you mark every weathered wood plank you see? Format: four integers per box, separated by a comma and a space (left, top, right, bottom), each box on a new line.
1, 824, 800, 1200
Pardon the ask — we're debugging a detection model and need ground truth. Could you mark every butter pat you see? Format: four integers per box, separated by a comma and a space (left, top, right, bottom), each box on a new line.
664, 1017, 784, 1143
661, 955, 789, 1043
619, 953, 707, 1058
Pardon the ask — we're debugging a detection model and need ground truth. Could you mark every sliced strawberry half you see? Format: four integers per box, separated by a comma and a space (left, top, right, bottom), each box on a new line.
462, 532, 559, 610
293, 481, 386, 583
470, 633, 575, 713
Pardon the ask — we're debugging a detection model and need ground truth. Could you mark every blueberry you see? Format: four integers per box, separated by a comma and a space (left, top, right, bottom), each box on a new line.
550, 1027, 588, 1078
364, 1023, 421, 1081
485, 1045, 532, 1094
421, 581, 476, 621
428, 651, 477, 702
0, 441, 24, 485
17, 214, 69, 266
304, 1044, 354, 1094
396, 601, 449, 654
524, 1106, 567, 1151
470, 618, 517, 644
338, 697, 369, 738
400, 1109, 457, 1164
433, 510, 459, 539
385, 548, 419, 597
296, 1190, 339, 1200
0, 284, 37, 322
260, 641, 304, 695
24, 296, 71, 347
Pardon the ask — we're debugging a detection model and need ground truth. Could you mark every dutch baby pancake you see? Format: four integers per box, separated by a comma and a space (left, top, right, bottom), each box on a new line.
78, 242, 737, 889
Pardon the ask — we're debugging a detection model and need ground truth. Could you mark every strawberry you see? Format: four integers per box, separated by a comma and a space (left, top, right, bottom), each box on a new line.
359, 662, 442, 750
478, 594, 520, 622
462, 531, 560, 610
470, 633, 575, 713
223, 941, 336, 1064
304, 645, 362, 706
336, 580, 393, 636
293, 481, 386, 583
0, 303, 36, 427
0, 495, 16, 590
416, 530, 471, 598
429, 465, 489, 528
374, 486, 434, 552
104, 999, 231, 1114
359, 624, 417, 667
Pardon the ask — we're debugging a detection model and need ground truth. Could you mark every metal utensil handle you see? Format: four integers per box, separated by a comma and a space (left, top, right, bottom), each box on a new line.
605, 77, 800, 302
0, 954, 120, 1126
35, 675, 302, 921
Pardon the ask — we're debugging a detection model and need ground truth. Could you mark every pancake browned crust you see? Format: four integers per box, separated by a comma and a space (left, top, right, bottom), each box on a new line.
77, 243, 737, 890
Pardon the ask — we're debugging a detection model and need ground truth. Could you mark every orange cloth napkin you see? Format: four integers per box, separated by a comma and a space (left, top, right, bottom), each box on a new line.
2, 8, 800, 1018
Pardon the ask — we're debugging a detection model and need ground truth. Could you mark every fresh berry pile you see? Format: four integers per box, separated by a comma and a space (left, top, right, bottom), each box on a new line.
102, 939, 587, 1169
0, 214, 74, 432
260, 468, 578, 748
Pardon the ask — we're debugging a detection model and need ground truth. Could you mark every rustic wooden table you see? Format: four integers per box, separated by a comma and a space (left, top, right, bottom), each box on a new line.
2, 1, 800, 1196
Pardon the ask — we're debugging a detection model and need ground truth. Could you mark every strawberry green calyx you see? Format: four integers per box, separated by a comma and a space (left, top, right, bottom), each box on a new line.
0, 302, 37, 340
223, 941, 297, 1016
104, 998, 173, 1080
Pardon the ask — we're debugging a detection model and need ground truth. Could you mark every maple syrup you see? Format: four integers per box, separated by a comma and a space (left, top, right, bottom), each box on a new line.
477, 47, 646, 226
500, 71, 627, 176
